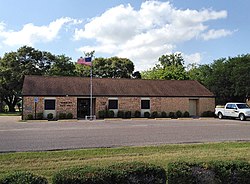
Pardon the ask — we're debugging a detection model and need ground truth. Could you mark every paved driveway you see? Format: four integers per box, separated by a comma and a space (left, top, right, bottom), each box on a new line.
0, 116, 250, 152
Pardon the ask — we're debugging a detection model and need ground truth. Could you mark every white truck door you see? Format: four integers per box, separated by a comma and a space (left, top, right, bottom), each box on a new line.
225, 104, 233, 117
231, 104, 239, 117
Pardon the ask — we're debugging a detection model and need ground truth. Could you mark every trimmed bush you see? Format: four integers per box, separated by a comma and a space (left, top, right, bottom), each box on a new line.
98, 110, 105, 119
36, 113, 43, 120
52, 162, 166, 184
169, 112, 175, 118
183, 111, 190, 117
107, 110, 115, 118
161, 111, 167, 118
66, 113, 73, 119
47, 113, 54, 120
151, 111, 158, 118
167, 160, 250, 184
175, 110, 182, 118
59, 113, 66, 119
134, 110, 141, 118
26, 114, 33, 120
0, 171, 48, 184
144, 111, 150, 118
201, 111, 215, 117
125, 111, 132, 119
117, 110, 124, 118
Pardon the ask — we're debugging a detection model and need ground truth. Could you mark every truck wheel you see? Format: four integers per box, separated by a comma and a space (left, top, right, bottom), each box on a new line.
239, 113, 245, 121
218, 112, 223, 119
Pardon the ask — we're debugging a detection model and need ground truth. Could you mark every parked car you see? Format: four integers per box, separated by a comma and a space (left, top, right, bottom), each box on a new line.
215, 102, 250, 121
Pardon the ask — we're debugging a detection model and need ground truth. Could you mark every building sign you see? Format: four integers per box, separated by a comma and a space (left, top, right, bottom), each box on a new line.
59, 101, 73, 107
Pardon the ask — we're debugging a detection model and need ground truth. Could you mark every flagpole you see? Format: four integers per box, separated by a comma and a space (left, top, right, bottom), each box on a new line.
90, 59, 93, 120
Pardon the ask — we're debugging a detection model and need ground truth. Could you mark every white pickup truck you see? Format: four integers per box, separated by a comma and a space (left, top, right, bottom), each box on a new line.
215, 102, 250, 121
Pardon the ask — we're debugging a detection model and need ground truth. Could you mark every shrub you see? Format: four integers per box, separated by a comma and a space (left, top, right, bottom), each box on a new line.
36, 113, 43, 120
0, 171, 48, 184
98, 110, 105, 119
144, 111, 150, 118
183, 111, 190, 117
125, 111, 132, 119
161, 111, 167, 118
107, 110, 114, 118
151, 111, 158, 118
66, 113, 73, 119
167, 160, 250, 184
52, 162, 166, 184
134, 110, 141, 118
175, 110, 182, 118
117, 110, 124, 118
26, 114, 33, 120
169, 112, 175, 118
201, 111, 215, 117
59, 113, 66, 119
47, 113, 54, 120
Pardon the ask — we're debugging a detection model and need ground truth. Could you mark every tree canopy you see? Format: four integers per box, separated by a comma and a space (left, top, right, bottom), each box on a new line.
0, 46, 137, 111
188, 54, 250, 104
141, 53, 189, 80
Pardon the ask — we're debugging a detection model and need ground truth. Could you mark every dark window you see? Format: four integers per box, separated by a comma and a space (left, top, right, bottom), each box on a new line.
44, 99, 56, 110
141, 100, 150, 109
108, 100, 118, 109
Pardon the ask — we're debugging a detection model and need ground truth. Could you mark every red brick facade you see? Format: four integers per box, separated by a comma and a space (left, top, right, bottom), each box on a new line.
23, 96, 215, 119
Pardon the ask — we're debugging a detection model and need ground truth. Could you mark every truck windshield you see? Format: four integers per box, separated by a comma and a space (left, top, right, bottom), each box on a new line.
236, 104, 250, 109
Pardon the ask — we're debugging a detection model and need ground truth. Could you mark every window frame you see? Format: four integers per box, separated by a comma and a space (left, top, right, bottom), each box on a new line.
44, 99, 56, 110
141, 99, 150, 110
108, 99, 118, 110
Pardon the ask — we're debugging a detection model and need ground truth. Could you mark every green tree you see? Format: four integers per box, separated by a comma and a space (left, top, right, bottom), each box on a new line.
188, 55, 250, 104
159, 53, 184, 67
92, 57, 134, 78
141, 53, 189, 80
47, 55, 76, 76
0, 46, 55, 112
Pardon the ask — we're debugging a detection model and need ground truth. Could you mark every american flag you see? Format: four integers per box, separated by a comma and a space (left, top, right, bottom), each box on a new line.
77, 57, 92, 66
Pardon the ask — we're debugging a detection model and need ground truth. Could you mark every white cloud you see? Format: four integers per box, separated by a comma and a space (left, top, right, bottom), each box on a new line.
75, 1, 233, 71
0, 17, 80, 47
201, 29, 234, 41
183, 53, 202, 65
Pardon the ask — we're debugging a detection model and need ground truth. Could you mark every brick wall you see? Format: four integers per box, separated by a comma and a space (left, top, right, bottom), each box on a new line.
198, 98, 215, 115
95, 96, 215, 117
23, 96, 77, 119
23, 96, 215, 119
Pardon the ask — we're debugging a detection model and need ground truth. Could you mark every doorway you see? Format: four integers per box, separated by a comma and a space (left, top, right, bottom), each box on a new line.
77, 98, 96, 118
189, 99, 198, 116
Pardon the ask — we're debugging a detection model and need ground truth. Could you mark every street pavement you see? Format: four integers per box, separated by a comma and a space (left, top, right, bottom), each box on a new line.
0, 116, 250, 152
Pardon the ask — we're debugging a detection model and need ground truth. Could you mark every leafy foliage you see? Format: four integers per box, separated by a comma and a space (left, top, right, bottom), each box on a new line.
141, 53, 189, 80
0, 171, 48, 184
52, 162, 166, 184
188, 54, 250, 104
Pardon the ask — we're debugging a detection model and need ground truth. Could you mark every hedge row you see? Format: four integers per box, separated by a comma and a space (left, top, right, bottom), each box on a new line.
2, 161, 250, 184
98, 110, 191, 119
167, 160, 250, 184
52, 162, 166, 184
25, 112, 73, 120
0, 171, 48, 184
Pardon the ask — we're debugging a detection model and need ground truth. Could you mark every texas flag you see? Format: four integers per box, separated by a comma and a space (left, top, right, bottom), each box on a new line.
77, 57, 92, 66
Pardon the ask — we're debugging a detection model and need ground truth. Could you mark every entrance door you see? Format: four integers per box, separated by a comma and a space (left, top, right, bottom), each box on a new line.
189, 99, 198, 116
77, 99, 90, 118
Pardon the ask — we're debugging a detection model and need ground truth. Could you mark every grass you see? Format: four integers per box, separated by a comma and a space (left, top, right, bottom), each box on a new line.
1, 142, 250, 183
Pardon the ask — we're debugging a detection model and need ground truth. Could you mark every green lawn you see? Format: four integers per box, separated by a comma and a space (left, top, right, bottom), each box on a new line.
1, 142, 250, 183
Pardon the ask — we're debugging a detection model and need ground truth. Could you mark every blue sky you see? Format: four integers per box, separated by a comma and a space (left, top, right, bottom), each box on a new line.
0, 0, 249, 71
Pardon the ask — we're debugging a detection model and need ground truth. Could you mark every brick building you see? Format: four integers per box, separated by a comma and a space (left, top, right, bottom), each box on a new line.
22, 75, 215, 119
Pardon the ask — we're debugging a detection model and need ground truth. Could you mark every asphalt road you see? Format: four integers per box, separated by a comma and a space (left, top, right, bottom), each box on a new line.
1, 116, 250, 152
